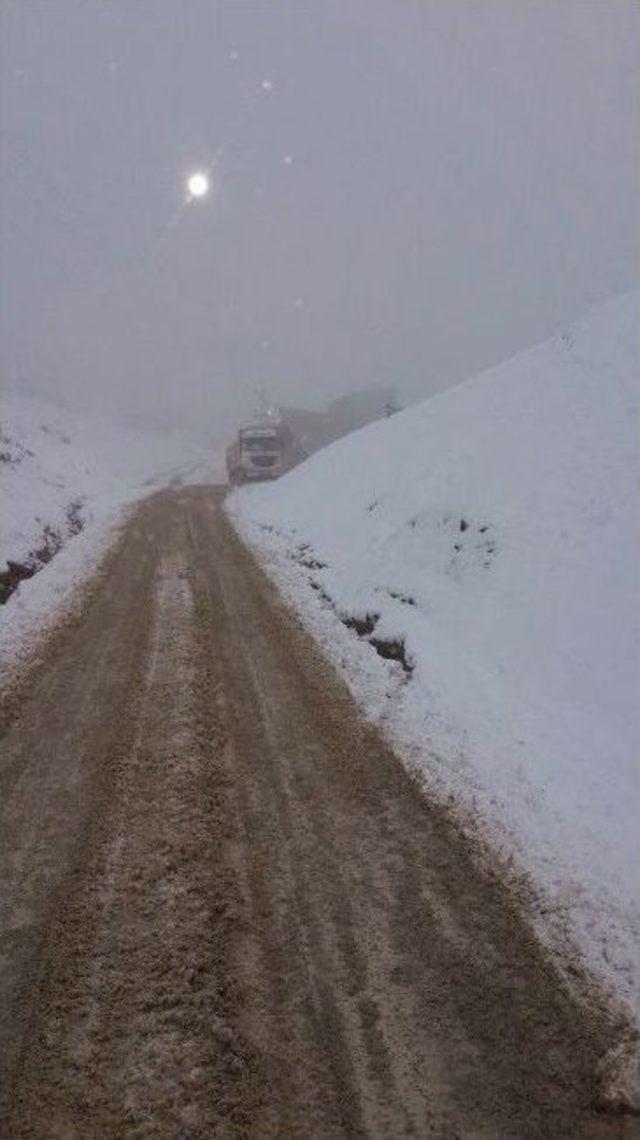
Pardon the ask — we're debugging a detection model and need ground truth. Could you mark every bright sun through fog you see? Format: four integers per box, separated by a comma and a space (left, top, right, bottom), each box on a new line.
186, 171, 209, 199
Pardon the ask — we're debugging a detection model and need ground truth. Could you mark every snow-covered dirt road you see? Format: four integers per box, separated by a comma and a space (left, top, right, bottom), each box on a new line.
0, 488, 631, 1139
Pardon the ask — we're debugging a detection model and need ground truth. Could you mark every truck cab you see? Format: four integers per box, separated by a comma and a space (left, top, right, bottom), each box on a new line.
239, 425, 283, 477
226, 424, 284, 484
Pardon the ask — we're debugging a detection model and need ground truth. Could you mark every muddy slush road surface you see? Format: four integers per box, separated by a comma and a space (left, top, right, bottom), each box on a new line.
0, 487, 634, 1139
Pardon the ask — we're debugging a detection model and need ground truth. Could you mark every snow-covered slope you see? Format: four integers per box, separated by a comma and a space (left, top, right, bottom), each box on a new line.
1, 391, 218, 683
1, 392, 218, 570
228, 292, 640, 1024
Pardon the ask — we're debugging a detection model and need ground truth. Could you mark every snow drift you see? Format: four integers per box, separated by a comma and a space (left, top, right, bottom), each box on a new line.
228, 291, 640, 1025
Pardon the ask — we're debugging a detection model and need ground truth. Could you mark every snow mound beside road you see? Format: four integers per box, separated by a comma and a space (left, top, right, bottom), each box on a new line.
1, 391, 216, 685
228, 291, 640, 1030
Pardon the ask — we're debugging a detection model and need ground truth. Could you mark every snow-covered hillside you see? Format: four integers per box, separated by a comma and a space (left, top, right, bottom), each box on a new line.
1, 392, 217, 682
1, 392, 219, 570
228, 292, 640, 1025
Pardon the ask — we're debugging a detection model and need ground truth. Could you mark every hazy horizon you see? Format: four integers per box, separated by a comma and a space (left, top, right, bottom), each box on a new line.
1, 0, 638, 437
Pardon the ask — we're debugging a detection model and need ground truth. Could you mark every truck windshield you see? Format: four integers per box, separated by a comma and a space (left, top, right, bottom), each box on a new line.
242, 435, 279, 451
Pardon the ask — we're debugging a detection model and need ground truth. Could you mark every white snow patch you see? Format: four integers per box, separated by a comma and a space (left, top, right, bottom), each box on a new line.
227, 291, 640, 1030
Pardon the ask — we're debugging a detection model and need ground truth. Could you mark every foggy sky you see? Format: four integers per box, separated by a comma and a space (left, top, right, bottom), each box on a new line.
1, 0, 638, 437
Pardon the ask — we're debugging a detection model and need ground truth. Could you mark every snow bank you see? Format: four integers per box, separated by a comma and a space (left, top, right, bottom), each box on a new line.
228, 291, 640, 1024
1, 392, 218, 687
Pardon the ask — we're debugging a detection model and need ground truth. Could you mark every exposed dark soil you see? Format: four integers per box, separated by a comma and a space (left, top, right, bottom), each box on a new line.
0, 487, 634, 1138
369, 634, 413, 673
0, 502, 84, 605
341, 611, 380, 636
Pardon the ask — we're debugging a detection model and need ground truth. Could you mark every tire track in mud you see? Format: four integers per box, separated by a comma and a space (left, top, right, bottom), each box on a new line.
3, 506, 261, 1138
189, 504, 423, 1137
0, 502, 164, 1119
